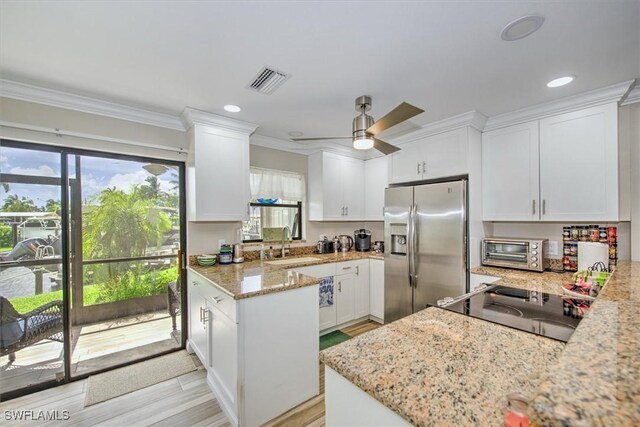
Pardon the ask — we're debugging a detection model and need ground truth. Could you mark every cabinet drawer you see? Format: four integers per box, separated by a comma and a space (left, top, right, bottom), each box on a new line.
188, 270, 237, 323
335, 260, 366, 276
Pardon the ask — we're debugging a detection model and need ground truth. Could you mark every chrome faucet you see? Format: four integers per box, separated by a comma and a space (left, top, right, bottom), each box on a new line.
281, 226, 290, 258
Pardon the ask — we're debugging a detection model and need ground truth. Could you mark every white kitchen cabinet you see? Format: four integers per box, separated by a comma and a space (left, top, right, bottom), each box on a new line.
335, 273, 356, 324
369, 259, 384, 322
187, 268, 318, 427
308, 152, 365, 220
364, 156, 389, 220
482, 121, 540, 221
389, 128, 468, 184
481, 103, 619, 222
538, 104, 618, 221
335, 260, 369, 325
186, 123, 254, 221
291, 263, 338, 331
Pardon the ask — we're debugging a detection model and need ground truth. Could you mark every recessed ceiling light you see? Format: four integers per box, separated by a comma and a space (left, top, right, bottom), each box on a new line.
547, 76, 575, 88
500, 15, 545, 41
288, 131, 304, 137
223, 104, 241, 113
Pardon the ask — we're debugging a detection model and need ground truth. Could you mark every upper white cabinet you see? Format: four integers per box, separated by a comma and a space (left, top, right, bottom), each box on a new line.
183, 109, 258, 222
308, 152, 365, 220
482, 121, 540, 221
389, 127, 468, 184
364, 156, 389, 220
482, 103, 619, 221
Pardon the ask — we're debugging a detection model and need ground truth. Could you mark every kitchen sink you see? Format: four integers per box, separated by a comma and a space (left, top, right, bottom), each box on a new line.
265, 257, 322, 266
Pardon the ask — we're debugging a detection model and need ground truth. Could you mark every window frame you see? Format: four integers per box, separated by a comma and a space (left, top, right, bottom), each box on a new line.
242, 201, 303, 243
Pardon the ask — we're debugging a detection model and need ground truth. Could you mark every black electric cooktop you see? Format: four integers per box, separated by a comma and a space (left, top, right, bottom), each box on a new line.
440, 285, 593, 342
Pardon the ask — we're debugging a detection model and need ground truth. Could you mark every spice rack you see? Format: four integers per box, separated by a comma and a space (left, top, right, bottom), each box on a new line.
562, 225, 617, 272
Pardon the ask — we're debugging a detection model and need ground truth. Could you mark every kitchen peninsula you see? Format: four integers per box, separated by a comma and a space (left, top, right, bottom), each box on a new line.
320, 261, 640, 426
186, 251, 383, 426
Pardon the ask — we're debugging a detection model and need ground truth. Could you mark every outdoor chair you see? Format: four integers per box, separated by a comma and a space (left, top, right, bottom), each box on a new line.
167, 279, 181, 331
0, 296, 63, 363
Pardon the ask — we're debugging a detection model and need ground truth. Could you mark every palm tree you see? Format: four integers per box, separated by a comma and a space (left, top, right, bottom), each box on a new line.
1, 194, 38, 212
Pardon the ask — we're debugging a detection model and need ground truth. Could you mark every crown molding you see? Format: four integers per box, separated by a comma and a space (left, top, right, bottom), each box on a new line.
0, 79, 185, 131
620, 80, 640, 106
484, 80, 635, 131
250, 133, 368, 160
388, 110, 487, 145
181, 107, 259, 135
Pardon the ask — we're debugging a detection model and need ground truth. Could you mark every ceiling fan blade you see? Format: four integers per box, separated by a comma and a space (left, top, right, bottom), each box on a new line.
373, 138, 401, 155
367, 102, 424, 135
290, 136, 351, 141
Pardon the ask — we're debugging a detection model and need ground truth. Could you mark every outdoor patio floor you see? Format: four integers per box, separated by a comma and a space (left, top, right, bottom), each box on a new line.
0, 311, 181, 396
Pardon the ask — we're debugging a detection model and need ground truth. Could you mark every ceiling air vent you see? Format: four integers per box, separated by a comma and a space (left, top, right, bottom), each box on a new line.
247, 66, 290, 95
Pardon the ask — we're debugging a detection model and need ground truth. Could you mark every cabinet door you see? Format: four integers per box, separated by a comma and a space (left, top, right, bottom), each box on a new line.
191, 125, 250, 221
342, 157, 365, 219
291, 264, 337, 331
322, 153, 345, 220
354, 261, 369, 319
187, 275, 208, 363
539, 103, 618, 221
369, 259, 384, 321
422, 128, 468, 180
335, 274, 356, 324
208, 303, 238, 409
389, 139, 423, 184
364, 156, 389, 220
482, 121, 540, 221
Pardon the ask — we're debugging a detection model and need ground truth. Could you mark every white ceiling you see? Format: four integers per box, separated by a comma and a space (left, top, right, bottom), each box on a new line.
1, 1, 639, 144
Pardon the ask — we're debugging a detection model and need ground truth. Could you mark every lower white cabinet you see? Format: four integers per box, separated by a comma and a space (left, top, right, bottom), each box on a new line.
369, 259, 384, 321
291, 263, 338, 331
187, 269, 319, 427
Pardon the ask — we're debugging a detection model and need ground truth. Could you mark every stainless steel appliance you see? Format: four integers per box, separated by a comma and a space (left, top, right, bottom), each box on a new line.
338, 235, 353, 252
481, 237, 548, 272
316, 239, 334, 254
384, 180, 468, 323
232, 243, 244, 263
438, 285, 592, 342
373, 241, 384, 253
354, 229, 371, 252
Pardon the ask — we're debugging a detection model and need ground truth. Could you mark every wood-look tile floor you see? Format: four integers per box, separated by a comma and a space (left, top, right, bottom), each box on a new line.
0, 320, 381, 427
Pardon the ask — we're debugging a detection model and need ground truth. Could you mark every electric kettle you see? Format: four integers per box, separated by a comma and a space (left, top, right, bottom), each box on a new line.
338, 235, 354, 252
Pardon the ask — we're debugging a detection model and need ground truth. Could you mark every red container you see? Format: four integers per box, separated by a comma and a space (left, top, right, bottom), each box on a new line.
607, 227, 617, 243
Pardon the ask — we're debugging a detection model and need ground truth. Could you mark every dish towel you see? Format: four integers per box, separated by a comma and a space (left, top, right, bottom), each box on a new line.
319, 276, 334, 308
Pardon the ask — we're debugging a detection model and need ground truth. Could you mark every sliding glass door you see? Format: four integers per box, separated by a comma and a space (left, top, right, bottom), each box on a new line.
0, 140, 185, 397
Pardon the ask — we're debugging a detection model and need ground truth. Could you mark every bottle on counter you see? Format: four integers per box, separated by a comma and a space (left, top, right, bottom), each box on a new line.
268, 246, 274, 259
260, 244, 266, 261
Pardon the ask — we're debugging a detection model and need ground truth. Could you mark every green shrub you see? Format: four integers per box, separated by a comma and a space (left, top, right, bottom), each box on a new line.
96, 267, 178, 304
9, 285, 100, 313
0, 224, 12, 248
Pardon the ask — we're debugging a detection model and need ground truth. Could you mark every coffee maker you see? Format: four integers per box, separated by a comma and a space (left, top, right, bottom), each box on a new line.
354, 229, 372, 252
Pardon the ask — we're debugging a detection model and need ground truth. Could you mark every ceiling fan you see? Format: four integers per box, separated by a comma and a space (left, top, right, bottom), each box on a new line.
290, 95, 424, 155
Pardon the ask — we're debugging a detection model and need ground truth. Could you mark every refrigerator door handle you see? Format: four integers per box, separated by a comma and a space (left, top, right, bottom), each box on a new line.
409, 203, 418, 288
407, 203, 414, 287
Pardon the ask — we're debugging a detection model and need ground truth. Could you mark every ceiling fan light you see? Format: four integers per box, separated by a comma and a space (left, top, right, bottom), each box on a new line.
353, 137, 374, 150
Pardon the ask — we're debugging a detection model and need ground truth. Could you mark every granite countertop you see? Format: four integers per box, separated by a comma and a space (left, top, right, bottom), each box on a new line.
470, 265, 574, 296
321, 261, 639, 426
188, 251, 383, 300
529, 261, 640, 426
320, 306, 565, 426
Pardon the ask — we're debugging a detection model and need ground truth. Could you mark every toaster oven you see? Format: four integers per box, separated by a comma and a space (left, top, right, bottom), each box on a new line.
481, 238, 549, 272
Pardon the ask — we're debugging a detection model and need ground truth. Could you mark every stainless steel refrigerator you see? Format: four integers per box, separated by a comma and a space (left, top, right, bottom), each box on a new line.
384, 180, 468, 323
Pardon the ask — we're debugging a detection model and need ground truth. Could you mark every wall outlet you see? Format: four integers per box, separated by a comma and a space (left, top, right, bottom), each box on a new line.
218, 239, 226, 250
548, 240, 559, 256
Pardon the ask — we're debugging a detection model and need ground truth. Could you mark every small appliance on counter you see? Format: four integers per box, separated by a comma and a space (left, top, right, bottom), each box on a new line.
332, 236, 341, 254
354, 229, 372, 252
232, 243, 244, 263
481, 237, 548, 272
338, 235, 353, 252
316, 238, 334, 254
219, 244, 233, 265
372, 241, 384, 253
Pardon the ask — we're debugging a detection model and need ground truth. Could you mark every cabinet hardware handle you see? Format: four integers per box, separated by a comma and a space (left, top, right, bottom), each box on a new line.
192, 281, 198, 286
345, 206, 348, 216
422, 161, 426, 173
338, 281, 342, 292
199, 307, 203, 322
212, 296, 222, 303
341, 207, 344, 216
202, 309, 208, 324
417, 162, 421, 174
342, 266, 352, 270
356, 266, 360, 276
542, 200, 546, 215
532, 200, 536, 215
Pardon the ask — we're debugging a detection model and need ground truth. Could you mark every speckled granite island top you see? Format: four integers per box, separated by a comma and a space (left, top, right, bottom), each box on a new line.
188, 251, 383, 299
529, 261, 640, 426
470, 265, 573, 296
320, 307, 565, 426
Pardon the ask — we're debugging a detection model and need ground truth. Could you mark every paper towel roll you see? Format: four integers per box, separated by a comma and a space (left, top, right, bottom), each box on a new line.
578, 242, 609, 271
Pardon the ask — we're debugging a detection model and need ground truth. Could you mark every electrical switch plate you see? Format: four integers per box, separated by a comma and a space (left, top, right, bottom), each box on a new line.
548, 241, 559, 256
